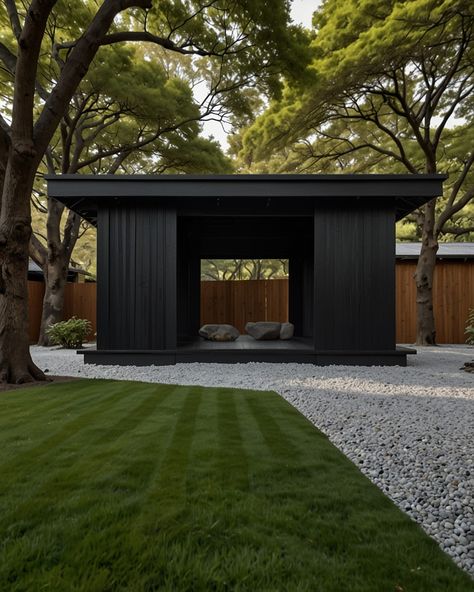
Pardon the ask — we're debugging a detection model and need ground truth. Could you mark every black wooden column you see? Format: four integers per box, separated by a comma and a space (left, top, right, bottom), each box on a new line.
177, 253, 201, 340
289, 255, 314, 339
288, 257, 303, 337
97, 205, 177, 350
313, 202, 396, 351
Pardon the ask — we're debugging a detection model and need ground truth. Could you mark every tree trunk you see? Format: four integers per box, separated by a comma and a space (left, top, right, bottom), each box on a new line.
36, 203, 81, 346
414, 198, 438, 345
37, 255, 68, 346
0, 156, 47, 383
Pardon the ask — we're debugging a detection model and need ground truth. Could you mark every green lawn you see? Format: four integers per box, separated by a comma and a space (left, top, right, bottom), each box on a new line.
0, 380, 472, 592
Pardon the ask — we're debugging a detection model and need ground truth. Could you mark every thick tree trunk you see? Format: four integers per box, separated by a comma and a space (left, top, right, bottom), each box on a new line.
414, 198, 438, 345
1, 0, 153, 382
0, 156, 46, 383
37, 256, 68, 346
36, 203, 81, 346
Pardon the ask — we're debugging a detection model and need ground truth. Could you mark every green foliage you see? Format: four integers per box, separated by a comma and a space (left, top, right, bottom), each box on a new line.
46, 317, 92, 349
201, 259, 288, 280
237, 0, 474, 247
465, 308, 474, 345
2, 0, 309, 280
0, 380, 471, 590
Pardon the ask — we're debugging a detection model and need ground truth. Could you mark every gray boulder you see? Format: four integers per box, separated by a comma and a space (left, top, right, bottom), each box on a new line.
199, 324, 240, 342
245, 321, 281, 340
280, 322, 295, 340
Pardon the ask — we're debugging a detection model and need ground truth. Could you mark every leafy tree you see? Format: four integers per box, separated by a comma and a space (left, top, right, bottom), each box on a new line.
29, 43, 232, 346
241, 0, 474, 345
0, 0, 305, 383
201, 259, 288, 280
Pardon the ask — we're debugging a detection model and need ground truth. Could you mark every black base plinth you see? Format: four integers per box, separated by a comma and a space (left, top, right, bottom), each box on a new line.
81, 339, 414, 367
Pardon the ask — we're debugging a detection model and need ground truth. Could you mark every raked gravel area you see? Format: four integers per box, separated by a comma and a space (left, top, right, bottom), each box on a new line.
32, 344, 474, 577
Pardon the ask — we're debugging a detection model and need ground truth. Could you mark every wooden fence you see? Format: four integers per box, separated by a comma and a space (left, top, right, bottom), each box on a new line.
28, 259, 474, 344
200, 279, 289, 334
396, 260, 474, 344
28, 282, 97, 343
201, 262, 474, 343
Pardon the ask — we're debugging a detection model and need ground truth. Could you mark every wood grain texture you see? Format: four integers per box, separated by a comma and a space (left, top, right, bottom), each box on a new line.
396, 260, 474, 344
63, 283, 97, 341
28, 260, 474, 345
27, 282, 45, 343
200, 279, 288, 334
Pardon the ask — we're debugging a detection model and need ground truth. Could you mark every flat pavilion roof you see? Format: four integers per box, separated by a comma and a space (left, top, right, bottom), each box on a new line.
46, 174, 447, 225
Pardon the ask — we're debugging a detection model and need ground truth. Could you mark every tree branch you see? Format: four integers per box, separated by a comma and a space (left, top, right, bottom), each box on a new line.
12, 0, 56, 150
63, 210, 81, 258
29, 233, 47, 267
0, 41, 17, 74
54, 28, 242, 59
107, 149, 132, 174
437, 185, 474, 235
34, 0, 153, 159
436, 152, 474, 232
5, 0, 22, 40
432, 78, 474, 148
440, 225, 474, 236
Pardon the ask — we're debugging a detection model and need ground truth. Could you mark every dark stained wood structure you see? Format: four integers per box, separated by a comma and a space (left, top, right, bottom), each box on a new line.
47, 174, 445, 366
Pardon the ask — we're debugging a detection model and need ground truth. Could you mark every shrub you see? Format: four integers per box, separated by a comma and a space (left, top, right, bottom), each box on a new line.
465, 308, 474, 345
46, 317, 92, 349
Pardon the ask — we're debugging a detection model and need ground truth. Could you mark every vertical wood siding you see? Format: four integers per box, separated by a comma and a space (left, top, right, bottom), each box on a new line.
313, 205, 396, 350
97, 206, 177, 350
396, 260, 474, 343
200, 279, 289, 334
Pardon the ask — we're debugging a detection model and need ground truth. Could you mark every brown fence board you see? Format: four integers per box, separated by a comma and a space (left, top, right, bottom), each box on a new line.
266, 279, 289, 324
395, 262, 417, 344
63, 283, 97, 340
201, 262, 474, 343
433, 261, 474, 344
27, 260, 474, 344
28, 282, 45, 343
200, 279, 289, 334
28, 281, 96, 343
395, 260, 474, 343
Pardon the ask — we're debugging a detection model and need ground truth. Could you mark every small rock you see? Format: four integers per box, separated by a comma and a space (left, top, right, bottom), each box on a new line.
280, 322, 295, 340
245, 321, 281, 340
199, 324, 240, 342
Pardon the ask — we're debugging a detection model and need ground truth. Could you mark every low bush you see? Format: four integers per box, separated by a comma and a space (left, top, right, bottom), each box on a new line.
46, 316, 92, 348
465, 308, 474, 345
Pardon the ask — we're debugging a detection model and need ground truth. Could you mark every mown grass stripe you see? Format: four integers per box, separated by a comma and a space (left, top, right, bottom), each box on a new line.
0, 384, 179, 533
0, 381, 131, 483
0, 379, 103, 420
244, 392, 302, 460
92, 382, 174, 445
0, 382, 117, 442
215, 389, 249, 490
137, 386, 203, 530
0, 380, 472, 592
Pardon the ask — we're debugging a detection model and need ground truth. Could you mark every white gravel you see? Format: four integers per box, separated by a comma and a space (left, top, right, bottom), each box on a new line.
32, 344, 474, 577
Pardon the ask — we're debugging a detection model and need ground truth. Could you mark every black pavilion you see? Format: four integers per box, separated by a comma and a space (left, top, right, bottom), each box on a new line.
47, 174, 445, 366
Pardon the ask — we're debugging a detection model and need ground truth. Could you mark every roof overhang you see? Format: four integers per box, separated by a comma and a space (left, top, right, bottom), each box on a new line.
46, 174, 447, 226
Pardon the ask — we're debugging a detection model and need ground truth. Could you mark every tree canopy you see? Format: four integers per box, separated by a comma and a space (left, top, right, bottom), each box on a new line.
0, 0, 307, 382
236, 0, 474, 344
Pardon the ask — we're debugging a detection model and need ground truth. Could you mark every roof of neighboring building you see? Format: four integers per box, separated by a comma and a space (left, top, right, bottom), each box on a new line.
396, 242, 474, 259
28, 259, 43, 274
28, 259, 91, 276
